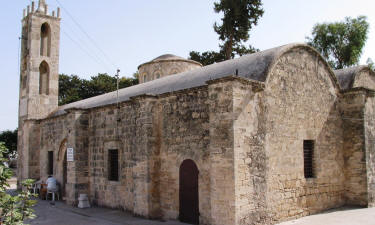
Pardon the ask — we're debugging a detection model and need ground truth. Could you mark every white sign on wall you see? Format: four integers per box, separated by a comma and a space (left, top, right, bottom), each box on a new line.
67, 148, 74, 162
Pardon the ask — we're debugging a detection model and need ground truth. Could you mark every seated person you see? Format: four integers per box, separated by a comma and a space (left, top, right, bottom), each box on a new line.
46, 175, 57, 192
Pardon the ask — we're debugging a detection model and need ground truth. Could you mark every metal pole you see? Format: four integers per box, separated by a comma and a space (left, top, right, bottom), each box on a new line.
116, 69, 120, 109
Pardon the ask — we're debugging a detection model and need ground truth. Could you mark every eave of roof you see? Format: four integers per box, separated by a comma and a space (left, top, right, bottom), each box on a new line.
52, 43, 338, 117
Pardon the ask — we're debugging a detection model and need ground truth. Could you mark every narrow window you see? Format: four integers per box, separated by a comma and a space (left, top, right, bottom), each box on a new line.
154, 72, 161, 79
48, 151, 54, 175
108, 149, 119, 181
39, 61, 49, 95
303, 140, 315, 178
40, 23, 51, 57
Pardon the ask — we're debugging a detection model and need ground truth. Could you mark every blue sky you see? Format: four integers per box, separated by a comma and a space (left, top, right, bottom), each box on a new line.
1, 0, 374, 131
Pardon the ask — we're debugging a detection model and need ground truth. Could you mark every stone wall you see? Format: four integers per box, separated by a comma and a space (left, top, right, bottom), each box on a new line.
158, 87, 210, 223
38, 109, 89, 205
86, 87, 215, 222
17, 120, 40, 183
365, 93, 375, 207
88, 103, 138, 211
264, 48, 345, 223
353, 70, 375, 90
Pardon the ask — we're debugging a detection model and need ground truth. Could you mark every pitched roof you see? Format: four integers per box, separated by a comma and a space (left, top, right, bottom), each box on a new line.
334, 65, 371, 90
52, 43, 334, 117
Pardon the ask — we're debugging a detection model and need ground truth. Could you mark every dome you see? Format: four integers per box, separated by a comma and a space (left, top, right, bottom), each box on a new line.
151, 54, 186, 62
138, 54, 202, 69
138, 54, 202, 84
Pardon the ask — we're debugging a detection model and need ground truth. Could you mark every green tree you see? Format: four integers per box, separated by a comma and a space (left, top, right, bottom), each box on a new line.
307, 16, 369, 69
58, 74, 87, 105
119, 72, 139, 89
59, 73, 139, 106
189, 0, 264, 65
367, 58, 375, 72
0, 143, 37, 224
214, 0, 264, 59
189, 50, 226, 66
0, 129, 18, 158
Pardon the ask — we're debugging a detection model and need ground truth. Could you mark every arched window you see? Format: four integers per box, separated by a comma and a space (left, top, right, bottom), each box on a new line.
171, 68, 180, 74
39, 61, 49, 95
40, 23, 51, 57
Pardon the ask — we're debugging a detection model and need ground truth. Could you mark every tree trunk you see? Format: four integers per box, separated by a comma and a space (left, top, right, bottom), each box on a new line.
225, 39, 233, 60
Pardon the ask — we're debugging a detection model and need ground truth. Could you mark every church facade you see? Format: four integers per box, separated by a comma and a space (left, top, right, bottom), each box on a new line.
17, 1, 375, 225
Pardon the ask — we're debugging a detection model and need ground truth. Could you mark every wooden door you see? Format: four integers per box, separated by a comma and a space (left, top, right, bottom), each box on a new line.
179, 159, 199, 224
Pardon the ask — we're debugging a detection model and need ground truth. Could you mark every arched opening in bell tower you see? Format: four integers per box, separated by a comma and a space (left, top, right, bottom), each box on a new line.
39, 61, 50, 95
40, 23, 51, 57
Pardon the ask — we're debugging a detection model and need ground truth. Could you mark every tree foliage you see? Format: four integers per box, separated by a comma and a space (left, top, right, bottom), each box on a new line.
214, 0, 264, 59
307, 16, 369, 69
0, 143, 37, 224
189, 0, 263, 66
0, 129, 18, 158
367, 58, 375, 72
59, 73, 139, 105
189, 50, 226, 67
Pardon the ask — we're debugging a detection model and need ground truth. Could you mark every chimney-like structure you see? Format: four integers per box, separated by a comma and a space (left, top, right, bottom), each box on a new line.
37, 0, 47, 13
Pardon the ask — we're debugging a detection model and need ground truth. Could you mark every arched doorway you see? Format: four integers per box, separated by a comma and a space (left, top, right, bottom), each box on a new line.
179, 159, 199, 224
57, 140, 68, 200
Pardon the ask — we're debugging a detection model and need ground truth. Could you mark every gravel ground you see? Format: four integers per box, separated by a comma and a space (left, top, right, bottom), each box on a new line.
278, 207, 375, 225
6, 172, 375, 225
26, 200, 188, 225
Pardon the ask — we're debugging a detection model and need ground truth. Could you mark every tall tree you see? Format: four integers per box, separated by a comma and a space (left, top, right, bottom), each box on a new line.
189, 0, 264, 66
214, 0, 264, 60
189, 50, 226, 67
307, 16, 369, 69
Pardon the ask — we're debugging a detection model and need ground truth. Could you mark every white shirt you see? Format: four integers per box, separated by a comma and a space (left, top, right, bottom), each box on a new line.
46, 177, 57, 190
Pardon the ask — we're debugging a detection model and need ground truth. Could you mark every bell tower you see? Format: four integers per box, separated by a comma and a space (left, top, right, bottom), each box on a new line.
19, 0, 60, 120
18, 0, 61, 182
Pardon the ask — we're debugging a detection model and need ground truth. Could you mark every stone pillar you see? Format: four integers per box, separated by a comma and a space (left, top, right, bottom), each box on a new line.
207, 76, 267, 225
232, 79, 268, 224
131, 95, 161, 218
207, 77, 236, 225
64, 109, 89, 206
364, 93, 375, 207
17, 119, 41, 186
340, 90, 368, 206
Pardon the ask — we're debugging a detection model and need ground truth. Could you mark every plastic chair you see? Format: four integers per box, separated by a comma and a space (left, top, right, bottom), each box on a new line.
46, 185, 60, 201
32, 180, 42, 194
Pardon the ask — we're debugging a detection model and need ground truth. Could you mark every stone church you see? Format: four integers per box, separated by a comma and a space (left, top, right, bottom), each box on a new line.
17, 1, 375, 225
